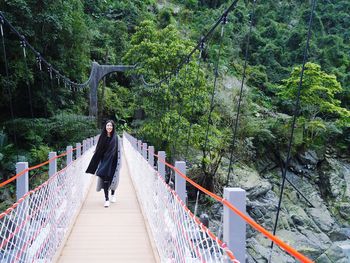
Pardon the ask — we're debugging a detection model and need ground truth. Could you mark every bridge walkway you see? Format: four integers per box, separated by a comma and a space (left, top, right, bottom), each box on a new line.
57, 152, 158, 263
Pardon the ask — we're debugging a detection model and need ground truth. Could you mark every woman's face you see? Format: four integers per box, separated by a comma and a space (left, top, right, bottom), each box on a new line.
106, 122, 113, 135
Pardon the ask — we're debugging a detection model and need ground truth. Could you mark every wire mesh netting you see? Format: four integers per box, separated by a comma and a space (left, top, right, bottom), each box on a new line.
0, 147, 94, 263
123, 133, 237, 263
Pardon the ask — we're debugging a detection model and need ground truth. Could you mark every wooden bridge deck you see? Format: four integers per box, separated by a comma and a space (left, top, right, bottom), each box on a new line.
57, 152, 158, 263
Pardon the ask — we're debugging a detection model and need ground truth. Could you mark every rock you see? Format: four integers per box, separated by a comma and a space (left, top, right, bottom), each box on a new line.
329, 228, 350, 241
247, 200, 271, 220
277, 229, 330, 259
248, 203, 265, 219
308, 208, 335, 233
287, 205, 320, 231
315, 253, 332, 263
291, 214, 304, 226
298, 150, 320, 165
233, 166, 273, 197
222, 75, 245, 90
247, 237, 295, 263
342, 228, 350, 238
342, 162, 350, 199
323, 243, 349, 263
336, 241, 350, 261
319, 158, 350, 202
248, 181, 272, 199
289, 159, 309, 176
218, 154, 349, 262
285, 171, 324, 208
338, 203, 350, 220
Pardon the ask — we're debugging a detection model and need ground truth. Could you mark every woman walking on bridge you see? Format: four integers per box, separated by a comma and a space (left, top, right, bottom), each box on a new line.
86, 120, 121, 207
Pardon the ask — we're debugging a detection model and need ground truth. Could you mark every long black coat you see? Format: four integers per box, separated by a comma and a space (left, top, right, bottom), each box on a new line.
86, 134, 118, 180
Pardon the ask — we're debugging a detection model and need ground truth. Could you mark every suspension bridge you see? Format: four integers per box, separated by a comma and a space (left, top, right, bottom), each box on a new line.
0, 133, 313, 263
1, 0, 349, 262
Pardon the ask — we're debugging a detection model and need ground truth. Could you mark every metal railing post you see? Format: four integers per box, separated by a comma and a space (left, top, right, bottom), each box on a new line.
158, 151, 166, 180
133, 137, 138, 150
175, 161, 187, 204
137, 140, 142, 153
48, 152, 57, 178
15, 161, 29, 261
16, 162, 29, 200
66, 146, 73, 165
82, 139, 86, 154
76, 143, 81, 158
223, 187, 246, 263
148, 146, 154, 167
142, 143, 147, 160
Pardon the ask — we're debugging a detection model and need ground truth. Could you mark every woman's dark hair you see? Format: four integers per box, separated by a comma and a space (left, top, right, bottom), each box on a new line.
95, 120, 115, 155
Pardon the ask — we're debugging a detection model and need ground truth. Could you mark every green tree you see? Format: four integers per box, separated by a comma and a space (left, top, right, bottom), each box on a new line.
277, 62, 349, 148
278, 62, 350, 122
123, 20, 208, 151
123, 21, 227, 190
0, 0, 91, 119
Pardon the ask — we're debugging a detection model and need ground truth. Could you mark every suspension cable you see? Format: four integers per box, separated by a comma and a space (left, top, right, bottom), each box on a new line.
0, 16, 18, 161
171, 62, 190, 159
193, 18, 227, 216
147, 146, 313, 263
0, 11, 90, 89
20, 38, 34, 118
204, 18, 227, 170
36, 54, 48, 118
164, 80, 173, 147
226, 0, 257, 186
202, 17, 226, 165
269, 0, 317, 258
48, 64, 56, 111
0, 16, 8, 76
139, 0, 239, 87
184, 41, 205, 159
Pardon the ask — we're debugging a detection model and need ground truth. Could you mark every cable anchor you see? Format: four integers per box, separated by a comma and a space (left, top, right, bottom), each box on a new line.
20, 36, 26, 58
0, 16, 4, 37
36, 53, 42, 71
199, 37, 205, 58
221, 14, 228, 37
47, 65, 53, 79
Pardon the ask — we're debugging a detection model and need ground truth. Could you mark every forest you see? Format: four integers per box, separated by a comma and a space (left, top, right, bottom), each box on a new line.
0, 0, 349, 262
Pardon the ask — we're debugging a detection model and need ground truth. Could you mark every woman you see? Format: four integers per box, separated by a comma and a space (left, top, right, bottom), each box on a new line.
86, 120, 119, 207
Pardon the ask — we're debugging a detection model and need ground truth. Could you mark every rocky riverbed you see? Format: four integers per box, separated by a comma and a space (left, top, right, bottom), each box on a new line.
193, 149, 350, 262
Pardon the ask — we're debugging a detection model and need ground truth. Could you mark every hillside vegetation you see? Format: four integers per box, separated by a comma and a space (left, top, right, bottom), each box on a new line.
0, 0, 349, 261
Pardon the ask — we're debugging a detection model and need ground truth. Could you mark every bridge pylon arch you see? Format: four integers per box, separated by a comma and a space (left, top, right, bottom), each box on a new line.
88, 61, 135, 121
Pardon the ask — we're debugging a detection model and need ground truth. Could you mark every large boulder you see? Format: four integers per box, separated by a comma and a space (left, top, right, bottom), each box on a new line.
298, 150, 320, 165
219, 156, 350, 262
229, 164, 272, 200
308, 207, 336, 233
247, 236, 295, 263
277, 229, 330, 259
319, 158, 350, 202
338, 203, 350, 220
315, 243, 349, 263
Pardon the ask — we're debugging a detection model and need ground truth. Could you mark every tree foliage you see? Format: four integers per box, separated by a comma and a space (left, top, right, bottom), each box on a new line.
278, 62, 350, 122
1, 0, 349, 203
123, 21, 230, 190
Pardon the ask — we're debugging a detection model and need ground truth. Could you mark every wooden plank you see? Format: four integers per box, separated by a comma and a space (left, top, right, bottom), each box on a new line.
57, 152, 158, 263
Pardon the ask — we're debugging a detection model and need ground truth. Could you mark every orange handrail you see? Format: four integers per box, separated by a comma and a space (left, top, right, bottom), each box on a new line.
150, 151, 313, 263
0, 146, 79, 188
